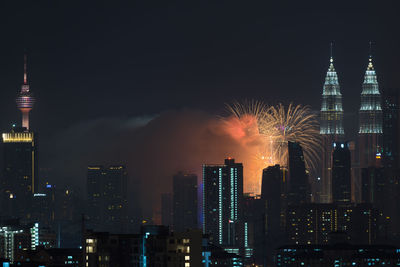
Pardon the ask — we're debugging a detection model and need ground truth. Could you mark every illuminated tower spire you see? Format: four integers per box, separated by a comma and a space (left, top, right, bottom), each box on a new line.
320, 43, 344, 203
16, 53, 35, 130
358, 44, 382, 168
320, 46, 344, 135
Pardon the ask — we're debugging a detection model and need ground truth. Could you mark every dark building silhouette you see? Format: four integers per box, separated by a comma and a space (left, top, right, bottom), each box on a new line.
261, 164, 287, 265
243, 194, 264, 264
276, 243, 400, 266
361, 167, 386, 206
1, 127, 38, 221
381, 88, 400, 240
361, 167, 392, 241
15, 247, 81, 266
287, 142, 309, 205
161, 193, 173, 227
86, 165, 128, 232
261, 165, 284, 239
87, 166, 105, 225
84, 226, 203, 267
172, 172, 198, 232
382, 89, 400, 169
203, 158, 243, 253
286, 203, 378, 246
332, 142, 351, 203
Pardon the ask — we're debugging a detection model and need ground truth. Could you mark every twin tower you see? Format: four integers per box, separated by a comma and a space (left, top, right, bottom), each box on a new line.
319, 50, 382, 203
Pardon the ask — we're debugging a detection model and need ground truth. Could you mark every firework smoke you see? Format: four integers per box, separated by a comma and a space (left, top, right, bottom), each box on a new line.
223, 100, 321, 193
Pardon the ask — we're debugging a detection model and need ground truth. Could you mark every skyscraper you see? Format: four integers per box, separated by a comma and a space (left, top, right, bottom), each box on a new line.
172, 172, 198, 232
320, 52, 344, 203
1, 127, 38, 220
203, 158, 243, 252
86, 165, 128, 232
382, 88, 400, 169
287, 142, 309, 205
261, 165, 284, 238
1, 54, 38, 220
361, 167, 385, 207
87, 166, 106, 227
261, 165, 287, 265
358, 55, 382, 168
104, 166, 128, 231
332, 142, 351, 203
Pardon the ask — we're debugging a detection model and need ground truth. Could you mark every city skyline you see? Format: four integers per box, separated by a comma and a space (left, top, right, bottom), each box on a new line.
1, 2, 400, 266
0, 45, 395, 219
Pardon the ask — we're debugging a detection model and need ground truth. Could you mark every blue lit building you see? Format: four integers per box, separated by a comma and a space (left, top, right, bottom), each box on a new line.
202, 158, 243, 254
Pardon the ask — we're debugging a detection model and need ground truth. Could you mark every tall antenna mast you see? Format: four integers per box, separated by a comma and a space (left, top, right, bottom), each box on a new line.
369, 41, 373, 61
23, 52, 27, 85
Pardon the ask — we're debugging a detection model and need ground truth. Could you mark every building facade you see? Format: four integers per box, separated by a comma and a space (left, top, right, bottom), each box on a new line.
358, 56, 383, 169
203, 158, 243, 253
173, 172, 198, 232
332, 142, 351, 203
320, 56, 345, 203
86, 165, 128, 232
287, 142, 309, 205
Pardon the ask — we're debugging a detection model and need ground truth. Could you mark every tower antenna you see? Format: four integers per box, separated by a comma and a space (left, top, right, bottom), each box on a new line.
330, 42, 333, 62
369, 41, 373, 61
23, 51, 27, 85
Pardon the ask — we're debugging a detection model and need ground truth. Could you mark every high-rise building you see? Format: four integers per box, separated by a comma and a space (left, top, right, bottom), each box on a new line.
287, 142, 309, 205
361, 167, 386, 206
242, 194, 263, 264
104, 166, 128, 231
1, 55, 38, 221
87, 166, 106, 226
0, 222, 40, 263
358, 55, 383, 169
86, 165, 128, 232
261, 165, 287, 265
1, 127, 38, 220
320, 53, 344, 203
286, 203, 378, 245
332, 142, 351, 203
382, 88, 400, 169
203, 158, 243, 252
172, 172, 198, 232
261, 165, 285, 238
381, 88, 400, 238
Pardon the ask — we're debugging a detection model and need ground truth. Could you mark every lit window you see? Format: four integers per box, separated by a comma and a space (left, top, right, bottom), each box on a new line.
185, 256, 190, 261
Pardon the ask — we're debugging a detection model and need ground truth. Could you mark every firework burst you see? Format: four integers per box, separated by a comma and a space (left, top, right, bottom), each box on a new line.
262, 103, 321, 171
223, 100, 321, 194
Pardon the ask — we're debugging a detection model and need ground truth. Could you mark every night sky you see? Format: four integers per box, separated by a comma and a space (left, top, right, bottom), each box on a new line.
0, 1, 399, 217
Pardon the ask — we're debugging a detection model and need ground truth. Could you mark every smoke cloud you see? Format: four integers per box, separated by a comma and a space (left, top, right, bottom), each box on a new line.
41, 109, 265, 221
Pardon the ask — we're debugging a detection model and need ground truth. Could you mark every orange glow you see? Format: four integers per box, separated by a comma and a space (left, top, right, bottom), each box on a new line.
222, 101, 321, 195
